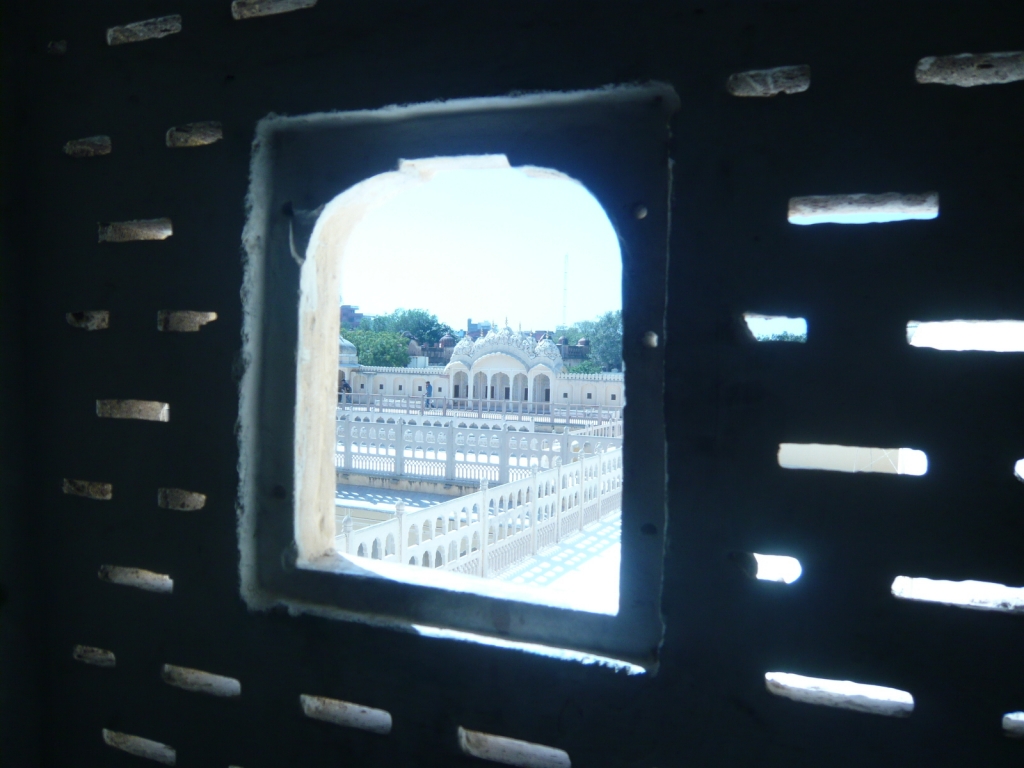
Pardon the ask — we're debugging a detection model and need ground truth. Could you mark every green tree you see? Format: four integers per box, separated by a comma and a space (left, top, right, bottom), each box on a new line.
557, 323, 588, 346
567, 360, 603, 374
557, 310, 622, 371
359, 309, 454, 345
343, 330, 410, 367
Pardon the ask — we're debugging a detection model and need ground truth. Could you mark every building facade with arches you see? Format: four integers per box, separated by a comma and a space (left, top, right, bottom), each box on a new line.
339, 450, 624, 581
339, 326, 624, 409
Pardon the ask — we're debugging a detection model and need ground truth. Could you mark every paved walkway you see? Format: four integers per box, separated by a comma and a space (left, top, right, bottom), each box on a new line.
494, 511, 621, 614
335, 487, 455, 513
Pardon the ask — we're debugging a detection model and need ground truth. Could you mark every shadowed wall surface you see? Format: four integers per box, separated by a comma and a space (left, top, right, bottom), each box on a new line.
2, 1, 1024, 766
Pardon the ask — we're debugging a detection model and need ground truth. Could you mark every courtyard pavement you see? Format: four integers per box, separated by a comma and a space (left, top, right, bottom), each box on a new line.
494, 511, 621, 614
335, 487, 455, 513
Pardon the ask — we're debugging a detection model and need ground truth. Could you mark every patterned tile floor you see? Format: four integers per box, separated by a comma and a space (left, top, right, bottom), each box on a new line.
495, 511, 621, 614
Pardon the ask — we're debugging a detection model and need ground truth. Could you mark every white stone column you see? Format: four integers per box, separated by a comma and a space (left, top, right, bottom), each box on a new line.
342, 419, 353, 470
579, 460, 586, 533
342, 515, 353, 555
395, 419, 406, 476
554, 462, 563, 543
530, 465, 539, 555
445, 421, 456, 481
479, 477, 490, 577
395, 501, 405, 563
499, 428, 510, 485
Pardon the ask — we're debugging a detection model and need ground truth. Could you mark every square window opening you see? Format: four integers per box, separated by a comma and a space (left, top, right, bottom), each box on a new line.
239, 86, 675, 667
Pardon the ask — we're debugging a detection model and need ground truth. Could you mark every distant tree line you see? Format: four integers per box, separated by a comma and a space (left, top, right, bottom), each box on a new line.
341, 307, 623, 371
341, 309, 455, 367
344, 308, 455, 346
343, 329, 410, 367
559, 309, 622, 372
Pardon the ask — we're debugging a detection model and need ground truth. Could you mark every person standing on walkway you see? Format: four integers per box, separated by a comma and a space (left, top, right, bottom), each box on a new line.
425, 380, 433, 408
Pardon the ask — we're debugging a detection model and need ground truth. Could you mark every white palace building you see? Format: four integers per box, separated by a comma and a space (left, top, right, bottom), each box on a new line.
334, 326, 625, 602
339, 325, 623, 414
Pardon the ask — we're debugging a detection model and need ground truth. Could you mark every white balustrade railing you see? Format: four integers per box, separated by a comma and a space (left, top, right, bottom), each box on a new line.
337, 393, 622, 425
337, 412, 623, 486
568, 421, 624, 439
349, 453, 396, 474
337, 447, 623, 579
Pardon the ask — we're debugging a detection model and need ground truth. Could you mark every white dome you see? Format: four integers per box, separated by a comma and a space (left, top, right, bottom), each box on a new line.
448, 326, 563, 371
339, 335, 359, 366
534, 337, 560, 357
452, 336, 474, 357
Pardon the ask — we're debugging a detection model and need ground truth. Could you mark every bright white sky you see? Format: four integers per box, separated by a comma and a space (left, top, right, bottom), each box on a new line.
340, 167, 622, 332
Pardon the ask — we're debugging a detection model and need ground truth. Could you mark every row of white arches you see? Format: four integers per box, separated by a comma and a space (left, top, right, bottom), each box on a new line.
602, 455, 623, 473
343, 443, 569, 468
456, 422, 531, 431
346, 426, 566, 452
450, 371, 552, 403
348, 416, 448, 427
347, 415, 537, 433
353, 487, 600, 560
355, 507, 574, 567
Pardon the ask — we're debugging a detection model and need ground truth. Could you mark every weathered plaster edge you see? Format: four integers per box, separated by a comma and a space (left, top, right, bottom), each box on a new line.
238, 113, 277, 610
248, 81, 680, 136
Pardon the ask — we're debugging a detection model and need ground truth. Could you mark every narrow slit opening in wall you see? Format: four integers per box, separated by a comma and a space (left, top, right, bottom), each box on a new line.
778, 443, 927, 476
787, 192, 938, 225
765, 672, 914, 717
755, 554, 801, 583
298, 155, 625, 616
1004, 712, 1024, 738
907, 320, 1024, 352
457, 726, 571, 768
300, 694, 392, 734
891, 576, 1024, 614
755, 554, 802, 583
743, 313, 806, 342
728, 552, 802, 584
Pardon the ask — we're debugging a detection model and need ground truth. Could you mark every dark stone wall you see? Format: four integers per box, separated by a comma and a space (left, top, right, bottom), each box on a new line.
2, 1, 1023, 766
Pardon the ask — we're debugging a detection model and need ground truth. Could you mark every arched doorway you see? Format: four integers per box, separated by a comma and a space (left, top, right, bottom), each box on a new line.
453, 370, 469, 401
512, 373, 528, 401
491, 373, 510, 400
472, 371, 487, 400
532, 374, 551, 403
